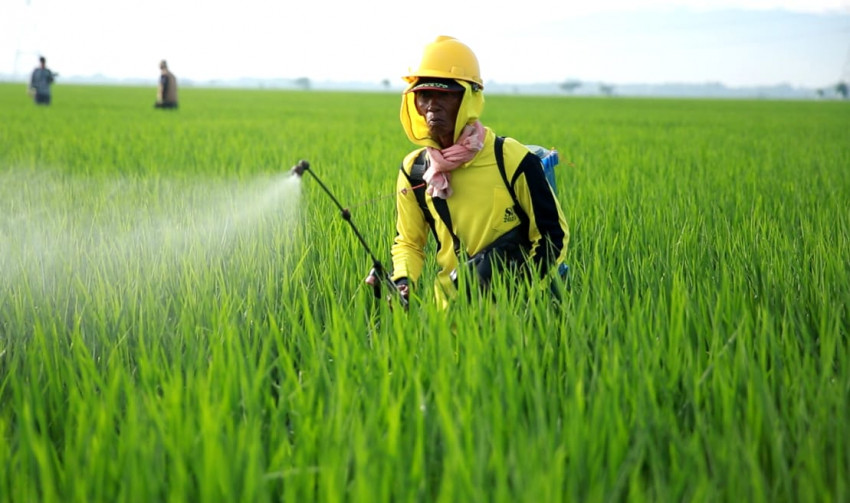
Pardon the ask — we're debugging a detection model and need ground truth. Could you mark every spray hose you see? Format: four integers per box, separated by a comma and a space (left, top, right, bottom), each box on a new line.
290, 160, 407, 308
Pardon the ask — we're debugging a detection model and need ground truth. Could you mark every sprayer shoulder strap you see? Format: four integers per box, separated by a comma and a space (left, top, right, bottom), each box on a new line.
495, 136, 530, 229
402, 151, 435, 231
404, 150, 461, 256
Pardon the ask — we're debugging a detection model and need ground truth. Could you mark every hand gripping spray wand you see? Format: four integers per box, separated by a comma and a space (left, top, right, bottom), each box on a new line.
290, 160, 407, 309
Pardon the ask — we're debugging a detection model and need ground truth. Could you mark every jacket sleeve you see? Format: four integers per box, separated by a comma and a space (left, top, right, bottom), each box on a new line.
391, 160, 429, 283
513, 152, 569, 276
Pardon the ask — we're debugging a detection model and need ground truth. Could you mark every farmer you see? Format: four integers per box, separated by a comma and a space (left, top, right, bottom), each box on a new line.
29, 56, 57, 105
373, 35, 569, 308
155, 60, 178, 109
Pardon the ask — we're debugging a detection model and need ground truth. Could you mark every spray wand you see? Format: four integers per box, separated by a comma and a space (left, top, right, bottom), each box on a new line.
290, 160, 407, 308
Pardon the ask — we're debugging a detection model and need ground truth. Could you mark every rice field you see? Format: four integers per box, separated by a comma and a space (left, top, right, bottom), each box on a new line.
0, 83, 848, 502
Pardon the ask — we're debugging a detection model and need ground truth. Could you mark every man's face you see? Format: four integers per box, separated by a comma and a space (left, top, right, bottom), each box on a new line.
414, 90, 463, 141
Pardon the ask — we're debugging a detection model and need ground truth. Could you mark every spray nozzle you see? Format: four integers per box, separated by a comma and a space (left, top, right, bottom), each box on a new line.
290, 159, 310, 177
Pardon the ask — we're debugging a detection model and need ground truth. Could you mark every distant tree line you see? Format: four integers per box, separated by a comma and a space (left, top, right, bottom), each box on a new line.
564, 78, 848, 99
816, 81, 847, 99
560, 79, 616, 97
294, 77, 310, 91
560, 79, 582, 93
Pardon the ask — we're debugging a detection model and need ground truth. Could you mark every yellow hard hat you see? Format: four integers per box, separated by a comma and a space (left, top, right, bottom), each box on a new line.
404, 36, 483, 89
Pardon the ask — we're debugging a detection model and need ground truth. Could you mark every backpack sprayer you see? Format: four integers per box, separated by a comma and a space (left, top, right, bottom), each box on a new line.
289, 160, 407, 309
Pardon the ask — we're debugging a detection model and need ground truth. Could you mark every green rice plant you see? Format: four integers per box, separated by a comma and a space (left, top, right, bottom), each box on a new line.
0, 83, 848, 502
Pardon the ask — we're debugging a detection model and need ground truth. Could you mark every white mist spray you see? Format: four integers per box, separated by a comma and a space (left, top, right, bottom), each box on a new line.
0, 167, 303, 311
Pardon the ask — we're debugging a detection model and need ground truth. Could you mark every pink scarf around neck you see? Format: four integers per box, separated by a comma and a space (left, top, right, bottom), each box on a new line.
423, 121, 486, 199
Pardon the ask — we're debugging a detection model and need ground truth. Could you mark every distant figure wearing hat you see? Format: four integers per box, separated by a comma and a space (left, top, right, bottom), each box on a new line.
30, 56, 57, 105
155, 60, 178, 109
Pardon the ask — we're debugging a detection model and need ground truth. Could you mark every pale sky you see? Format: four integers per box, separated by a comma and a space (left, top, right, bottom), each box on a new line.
2, 0, 849, 88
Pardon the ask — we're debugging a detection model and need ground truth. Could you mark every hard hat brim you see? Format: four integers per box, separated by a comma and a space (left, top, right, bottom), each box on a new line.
405, 79, 465, 94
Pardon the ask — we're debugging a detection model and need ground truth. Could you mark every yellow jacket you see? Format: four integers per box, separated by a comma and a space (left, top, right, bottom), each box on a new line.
391, 128, 569, 306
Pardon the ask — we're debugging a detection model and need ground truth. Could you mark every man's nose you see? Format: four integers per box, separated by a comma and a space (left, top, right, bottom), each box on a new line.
423, 97, 440, 111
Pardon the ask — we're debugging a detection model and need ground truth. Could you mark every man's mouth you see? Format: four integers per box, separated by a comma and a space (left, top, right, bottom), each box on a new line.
427, 115, 445, 126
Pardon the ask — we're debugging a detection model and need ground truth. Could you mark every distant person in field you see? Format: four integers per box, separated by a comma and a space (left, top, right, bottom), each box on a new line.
29, 56, 57, 106
155, 60, 178, 109
367, 35, 569, 308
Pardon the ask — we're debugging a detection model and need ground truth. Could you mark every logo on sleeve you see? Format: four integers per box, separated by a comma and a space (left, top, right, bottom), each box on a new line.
503, 207, 517, 223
